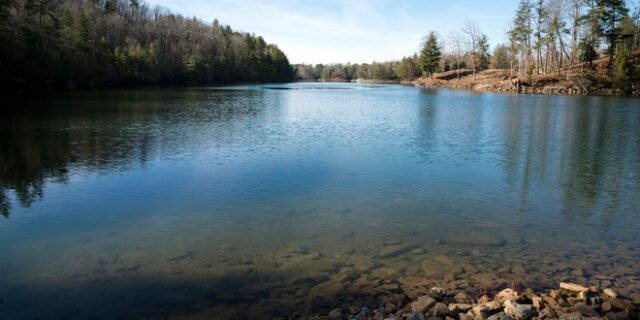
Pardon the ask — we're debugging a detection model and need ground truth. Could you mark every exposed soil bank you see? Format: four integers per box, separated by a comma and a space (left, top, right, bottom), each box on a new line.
410, 53, 640, 97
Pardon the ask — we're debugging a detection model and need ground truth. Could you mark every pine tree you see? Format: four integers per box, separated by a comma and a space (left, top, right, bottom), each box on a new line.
419, 32, 441, 78
610, 44, 633, 91
477, 34, 491, 71
597, 0, 630, 64
513, 0, 533, 78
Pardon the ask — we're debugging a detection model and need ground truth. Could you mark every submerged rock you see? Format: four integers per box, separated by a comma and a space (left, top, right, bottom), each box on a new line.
428, 287, 446, 300
328, 308, 342, 318
430, 302, 449, 317
379, 243, 415, 258
411, 295, 436, 313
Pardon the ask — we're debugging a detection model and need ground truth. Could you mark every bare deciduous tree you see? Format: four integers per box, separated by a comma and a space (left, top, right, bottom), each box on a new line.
462, 20, 480, 81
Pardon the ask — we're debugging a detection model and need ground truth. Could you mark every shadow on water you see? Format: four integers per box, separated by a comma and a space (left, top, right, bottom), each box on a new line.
0, 89, 270, 218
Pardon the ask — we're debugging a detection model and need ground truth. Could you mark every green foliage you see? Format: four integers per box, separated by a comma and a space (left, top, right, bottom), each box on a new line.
397, 56, 419, 81
579, 37, 599, 65
477, 34, 491, 71
0, 0, 293, 89
513, 0, 533, 46
419, 32, 441, 77
610, 45, 634, 90
597, 0, 630, 60
298, 62, 398, 81
492, 44, 510, 69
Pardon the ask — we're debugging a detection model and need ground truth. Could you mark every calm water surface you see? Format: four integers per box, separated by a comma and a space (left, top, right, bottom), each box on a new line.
1, 83, 640, 319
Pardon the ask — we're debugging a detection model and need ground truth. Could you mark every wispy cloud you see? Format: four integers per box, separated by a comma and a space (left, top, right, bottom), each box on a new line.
145, 0, 518, 64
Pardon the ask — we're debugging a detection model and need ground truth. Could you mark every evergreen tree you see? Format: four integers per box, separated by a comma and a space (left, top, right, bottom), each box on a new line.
492, 44, 511, 69
419, 32, 441, 78
397, 56, 419, 81
610, 44, 634, 90
0, 0, 294, 89
597, 0, 630, 64
513, 0, 533, 77
477, 34, 491, 71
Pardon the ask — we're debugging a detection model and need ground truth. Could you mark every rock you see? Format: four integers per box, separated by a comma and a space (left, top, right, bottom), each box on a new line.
459, 313, 474, 320
411, 296, 436, 313
605, 310, 631, 320
429, 287, 446, 300
503, 299, 534, 319
543, 296, 562, 310
405, 311, 426, 320
358, 306, 370, 317
538, 306, 557, 319
477, 295, 491, 304
573, 302, 599, 318
434, 255, 455, 266
486, 312, 505, 320
430, 302, 449, 317
411, 248, 426, 255
559, 311, 588, 320
448, 303, 473, 313
328, 308, 342, 318
385, 302, 397, 313
379, 243, 415, 258
348, 306, 360, 315
550, 290, 562, 300
603, 288, 619, 298
560, 282, 589, 293
495, 289, 518, 305
531, 296, 544, 311
454, 292, 474, 304
608, 298, 635, 310
577, 291, 587, 301
589, 286, 602, 293
601, 301, 612, 312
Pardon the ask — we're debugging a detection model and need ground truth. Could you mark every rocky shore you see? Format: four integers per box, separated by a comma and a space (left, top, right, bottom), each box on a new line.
411, 79, 640, 97
291, 281, 640, 320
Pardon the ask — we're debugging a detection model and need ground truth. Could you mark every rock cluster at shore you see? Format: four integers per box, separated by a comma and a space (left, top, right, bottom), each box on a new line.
294, 282, 639, 320
412, 81, 640, 97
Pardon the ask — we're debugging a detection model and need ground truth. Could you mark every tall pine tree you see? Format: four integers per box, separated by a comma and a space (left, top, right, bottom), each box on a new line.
419, 32, 441, 78
598, 0, 629, 64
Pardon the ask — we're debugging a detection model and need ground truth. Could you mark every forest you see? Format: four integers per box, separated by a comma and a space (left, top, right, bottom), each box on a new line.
0, 0, 294, 90
296, 0, 640, 91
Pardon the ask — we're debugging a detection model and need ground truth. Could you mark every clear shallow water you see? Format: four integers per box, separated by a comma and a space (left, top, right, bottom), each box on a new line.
1, 83, 639, 319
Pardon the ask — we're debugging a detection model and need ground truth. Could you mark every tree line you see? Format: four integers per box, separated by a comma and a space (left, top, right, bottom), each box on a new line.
296, 0, 639, 91
0, 0, 294, 90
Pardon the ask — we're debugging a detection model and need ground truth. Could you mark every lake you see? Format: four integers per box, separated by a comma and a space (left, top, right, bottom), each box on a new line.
1, 83, 639, 319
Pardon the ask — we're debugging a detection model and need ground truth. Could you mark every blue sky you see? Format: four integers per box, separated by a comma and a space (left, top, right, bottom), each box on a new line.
146, 0, 520, 64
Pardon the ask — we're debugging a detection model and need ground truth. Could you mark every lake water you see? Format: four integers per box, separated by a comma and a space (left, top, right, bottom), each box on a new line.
1, 83, 639, 319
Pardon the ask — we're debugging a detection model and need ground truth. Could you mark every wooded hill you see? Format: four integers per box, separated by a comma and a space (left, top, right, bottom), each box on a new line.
0, 0, 294, 90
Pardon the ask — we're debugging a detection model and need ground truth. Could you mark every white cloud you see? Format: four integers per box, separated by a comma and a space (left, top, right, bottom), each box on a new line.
145, 0, 517, 64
